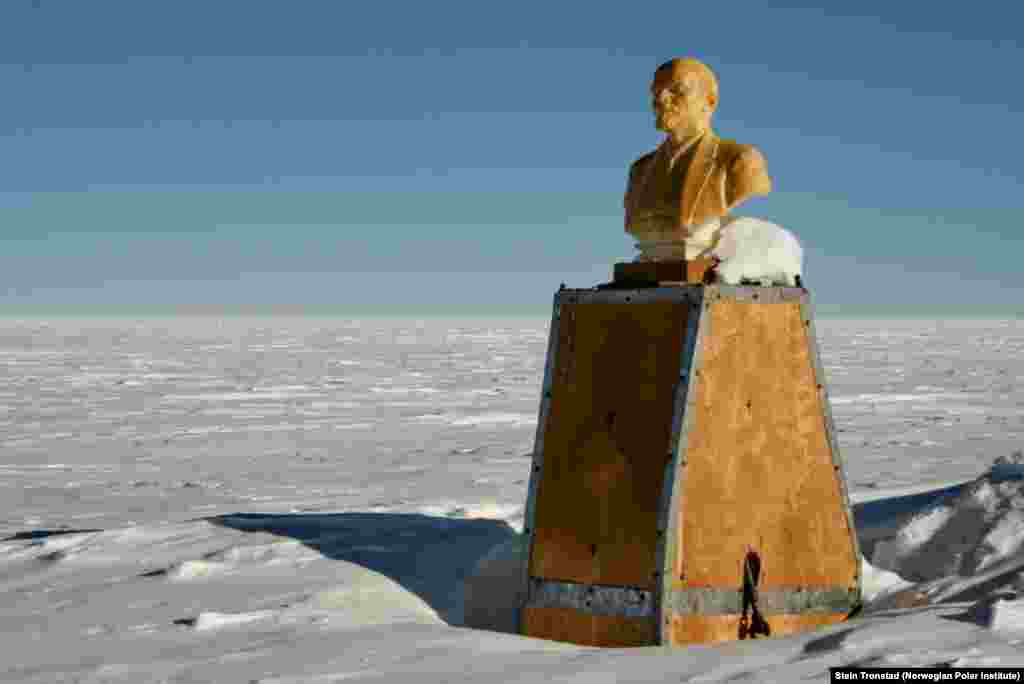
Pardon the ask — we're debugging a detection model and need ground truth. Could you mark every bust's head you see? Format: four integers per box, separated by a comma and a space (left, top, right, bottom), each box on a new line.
650, 58, 719, 140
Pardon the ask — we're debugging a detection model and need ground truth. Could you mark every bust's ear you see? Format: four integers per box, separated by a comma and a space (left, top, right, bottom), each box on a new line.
706, 92, 718, 111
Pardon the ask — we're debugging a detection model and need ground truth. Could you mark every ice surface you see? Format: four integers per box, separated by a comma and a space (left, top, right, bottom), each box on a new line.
2, 315, 1024, 681
991, 597, 1024, 632
192, 609, 277, 631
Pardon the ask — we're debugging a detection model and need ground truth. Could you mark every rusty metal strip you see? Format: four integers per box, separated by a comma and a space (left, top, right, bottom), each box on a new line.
799, 293, 863, 597
516, 287, 565, 634
559, 286, 701, 307
526, 578, 656, 618
564, 284, 805, 307
654, 288, 707, 645
663, 586, 860, 616
524, 581, 857, 619
707, 285, 806, 305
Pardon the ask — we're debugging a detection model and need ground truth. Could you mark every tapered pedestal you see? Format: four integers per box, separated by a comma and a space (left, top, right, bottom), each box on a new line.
518, 284, 861, 647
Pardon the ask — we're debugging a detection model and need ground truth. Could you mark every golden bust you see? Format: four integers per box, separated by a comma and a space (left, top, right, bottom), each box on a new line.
624, 58, 773, 261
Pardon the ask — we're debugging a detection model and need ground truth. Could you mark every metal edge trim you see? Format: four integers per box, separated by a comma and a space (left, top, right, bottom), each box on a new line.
655, 288, 707, 644
527, 578, 656, 618
562, 286, 702, 306
524, 580, 858, 619
664, 586, 860, 616
516, 287, 564, 634
799, 293, 863, 602
561, 285, 805, 307
709, 285, 806, 304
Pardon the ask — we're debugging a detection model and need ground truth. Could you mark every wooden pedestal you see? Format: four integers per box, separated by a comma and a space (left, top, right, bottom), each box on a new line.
518, 285, 861, 647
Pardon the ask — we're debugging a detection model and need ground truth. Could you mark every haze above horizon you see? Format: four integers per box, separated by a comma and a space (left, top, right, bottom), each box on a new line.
2, 1, 1022, 314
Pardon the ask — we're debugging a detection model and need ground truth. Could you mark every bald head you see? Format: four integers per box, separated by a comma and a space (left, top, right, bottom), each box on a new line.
650, 58, 719, 141
653, 58, 719, 110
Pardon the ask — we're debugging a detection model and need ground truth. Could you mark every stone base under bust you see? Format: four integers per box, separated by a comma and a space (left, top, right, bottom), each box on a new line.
612, 259, 716, 286
623, 215, 804, 288
629, 217, 723, 262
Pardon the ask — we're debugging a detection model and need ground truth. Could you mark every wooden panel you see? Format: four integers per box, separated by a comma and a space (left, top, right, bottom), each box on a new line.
668, 613, 847, 646
674, 299, 858, 590
529, 301, 690, 589
522, 607, 656, 647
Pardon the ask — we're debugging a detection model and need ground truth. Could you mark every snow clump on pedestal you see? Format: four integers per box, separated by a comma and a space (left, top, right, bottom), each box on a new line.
710, 216, 804, 287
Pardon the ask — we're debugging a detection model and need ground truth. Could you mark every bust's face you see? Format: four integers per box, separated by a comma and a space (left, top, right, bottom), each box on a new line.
651, 72, 711, 138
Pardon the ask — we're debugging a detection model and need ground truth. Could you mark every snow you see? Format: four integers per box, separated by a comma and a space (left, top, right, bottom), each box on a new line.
870, 467, 1024, 583
710, 216, 803, 286
1, 315, 1024, 681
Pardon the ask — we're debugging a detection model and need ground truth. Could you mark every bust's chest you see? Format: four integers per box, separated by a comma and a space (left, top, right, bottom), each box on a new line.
628, 143, 729, 225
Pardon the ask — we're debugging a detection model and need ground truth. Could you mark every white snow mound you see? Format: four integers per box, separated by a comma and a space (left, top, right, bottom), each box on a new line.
710, 216, 803, 287
872, 455, 1024, 583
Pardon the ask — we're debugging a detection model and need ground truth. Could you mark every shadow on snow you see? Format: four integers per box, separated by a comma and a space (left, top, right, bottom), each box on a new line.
206, 511, 517, 627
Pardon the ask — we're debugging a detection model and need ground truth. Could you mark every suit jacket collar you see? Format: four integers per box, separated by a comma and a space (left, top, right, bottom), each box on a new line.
680, 131, 719, 225
660, 132, 705, 168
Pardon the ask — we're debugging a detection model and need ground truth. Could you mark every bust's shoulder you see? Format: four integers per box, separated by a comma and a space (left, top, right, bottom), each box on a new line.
716, 138, 767, 168
716, 137, 772, 201
629, 150, 657, 170
626, 150, 657, 185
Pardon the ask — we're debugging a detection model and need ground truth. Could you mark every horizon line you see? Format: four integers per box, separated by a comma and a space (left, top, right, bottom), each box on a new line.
0, 304, 1021, 320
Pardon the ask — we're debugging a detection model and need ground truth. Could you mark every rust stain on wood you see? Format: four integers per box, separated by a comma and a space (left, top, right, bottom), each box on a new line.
521, 607, 656, 647
674, 299, 858, 590
529, 301, 690, 589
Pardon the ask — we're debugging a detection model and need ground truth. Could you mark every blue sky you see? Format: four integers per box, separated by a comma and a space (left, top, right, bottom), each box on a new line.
1, 1, 1021, 314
